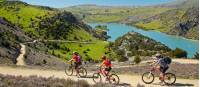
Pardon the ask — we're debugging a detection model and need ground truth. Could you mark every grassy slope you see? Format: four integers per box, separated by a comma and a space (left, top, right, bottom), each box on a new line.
53, 41, 108, 61
134, 9, 185, 32
133, 0, 198, 39
0, 1, 108, 61
0, 1, 56, 37
64, 6, 171, 23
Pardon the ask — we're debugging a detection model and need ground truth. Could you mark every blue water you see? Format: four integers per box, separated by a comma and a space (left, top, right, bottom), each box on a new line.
89, 23, 199, 58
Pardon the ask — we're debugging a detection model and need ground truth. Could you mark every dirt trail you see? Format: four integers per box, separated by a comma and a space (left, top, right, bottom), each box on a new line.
16, 44, 26, 66
141, 59, 199, 64
0, 66, 198, 87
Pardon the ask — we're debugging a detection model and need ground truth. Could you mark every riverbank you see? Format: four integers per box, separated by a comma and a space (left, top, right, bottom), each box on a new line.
89, 23, 199, 58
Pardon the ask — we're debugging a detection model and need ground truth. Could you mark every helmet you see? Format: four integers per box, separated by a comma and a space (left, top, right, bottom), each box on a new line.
155, 53, 161, 58
73, 51, 78, 55
101, 55, 106, 60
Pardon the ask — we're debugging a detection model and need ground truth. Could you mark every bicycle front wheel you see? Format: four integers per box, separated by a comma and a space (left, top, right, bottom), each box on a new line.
65, 66, 73, 76
93, 73, 102, 83
108, 74, 120, 85
142, 72, 154, 84
163, 73, 176, 85
78, 67, 87, 77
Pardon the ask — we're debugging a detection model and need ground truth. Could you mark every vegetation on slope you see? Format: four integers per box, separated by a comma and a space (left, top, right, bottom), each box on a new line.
0, 74, 110, 87
109, 32, 172, 61
63, 5, 171, 23
133, 0, 199, 40
0, 1, 109, 65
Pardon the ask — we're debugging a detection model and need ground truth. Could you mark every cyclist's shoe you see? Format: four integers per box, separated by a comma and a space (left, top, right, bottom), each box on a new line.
105, 77, 109, 81
159, 81, 165, 86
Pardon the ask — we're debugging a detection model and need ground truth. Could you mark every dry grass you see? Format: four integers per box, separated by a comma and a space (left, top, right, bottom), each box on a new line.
0, 74, 110, 87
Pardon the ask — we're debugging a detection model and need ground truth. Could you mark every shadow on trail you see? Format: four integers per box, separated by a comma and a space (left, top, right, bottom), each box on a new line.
117, 83, 131, 87
172, 83, 194, 86
80, 75, 94, 78
152, 82, 194, 86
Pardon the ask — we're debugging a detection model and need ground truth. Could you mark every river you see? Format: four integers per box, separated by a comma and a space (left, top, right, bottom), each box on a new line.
89, 23, 199, 58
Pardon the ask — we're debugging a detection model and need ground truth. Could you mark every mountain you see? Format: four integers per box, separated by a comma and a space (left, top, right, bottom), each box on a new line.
0, 1, 109, 65
62, 4, 171, 23
0, 1, 107, 41
133, 0, 199, 40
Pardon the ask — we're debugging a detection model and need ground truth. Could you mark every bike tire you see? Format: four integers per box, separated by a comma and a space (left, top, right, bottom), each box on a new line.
78, 67, 87, 77
142, 72, 154, 84
65, 66, 73, 76
163, 73, 176, 85
93, 73, 102, 83
108, 74, 120, 85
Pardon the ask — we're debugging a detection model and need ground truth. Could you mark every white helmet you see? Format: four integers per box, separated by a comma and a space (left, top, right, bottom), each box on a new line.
155, 53, 161, 57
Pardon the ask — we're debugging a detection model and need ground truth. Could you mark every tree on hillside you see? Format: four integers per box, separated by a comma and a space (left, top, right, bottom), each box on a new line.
193, 52, 199, 60
172, 48, 187, 58
134, 55, 141, 64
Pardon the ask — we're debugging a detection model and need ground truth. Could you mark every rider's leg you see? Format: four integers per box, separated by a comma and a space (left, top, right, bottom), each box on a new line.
75, 63, 79, 76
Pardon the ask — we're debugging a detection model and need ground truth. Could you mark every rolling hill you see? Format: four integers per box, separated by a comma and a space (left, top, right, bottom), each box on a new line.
0, 1, 109, 65
133, 0, 199, 40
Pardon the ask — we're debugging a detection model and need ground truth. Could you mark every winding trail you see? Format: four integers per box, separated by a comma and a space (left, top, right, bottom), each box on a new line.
0, 66, 198, 87
16, 44, 26, 66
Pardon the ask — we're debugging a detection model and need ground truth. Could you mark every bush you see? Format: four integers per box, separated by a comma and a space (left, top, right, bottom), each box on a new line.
172, 48, 187, 58
134, 55, 141, 64
193, 52, 199, 60
0, 74, 109, 87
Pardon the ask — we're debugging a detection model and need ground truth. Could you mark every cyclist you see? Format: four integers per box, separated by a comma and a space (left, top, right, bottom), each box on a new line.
151, 53, 169, 85
68, 52, 82, 76
100, 55, 112, 77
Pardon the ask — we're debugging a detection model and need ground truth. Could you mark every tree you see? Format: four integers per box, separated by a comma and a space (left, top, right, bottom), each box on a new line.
193, 52, 199, 60
134, 55, 141, 64
172, 48, 187, 58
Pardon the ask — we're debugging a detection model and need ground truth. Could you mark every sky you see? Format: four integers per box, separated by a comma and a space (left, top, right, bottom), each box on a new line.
20, 0, 176, 8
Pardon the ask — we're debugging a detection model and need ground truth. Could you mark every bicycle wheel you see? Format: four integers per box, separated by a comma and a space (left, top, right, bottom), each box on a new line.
93, 73, 102, 83
163, 73, 176, 85
108, 74, 120, 85
65, 66, 73, 76
142, 72, 154, 84
78, 67, 87, 77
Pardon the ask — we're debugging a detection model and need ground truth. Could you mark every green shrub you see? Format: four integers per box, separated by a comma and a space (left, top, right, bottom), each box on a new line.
193, 52, 199, 60
172, 48, 187, 58
134, 55, 141, 64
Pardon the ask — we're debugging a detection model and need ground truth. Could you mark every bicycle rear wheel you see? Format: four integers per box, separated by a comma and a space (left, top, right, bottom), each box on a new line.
65, 66, 73, 76
163, 73, 176, 85
142, 72, 154, 84
93, 73, 102, 83
78, 67, 87, 77
108, 74, 120, 85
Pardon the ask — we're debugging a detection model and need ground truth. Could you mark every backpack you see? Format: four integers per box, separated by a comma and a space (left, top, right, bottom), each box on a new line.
77, 55, 82, 63
163, 57, 172, 64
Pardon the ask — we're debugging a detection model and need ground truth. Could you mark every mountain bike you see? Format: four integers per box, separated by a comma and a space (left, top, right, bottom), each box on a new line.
65, 61, 87, 77
92, 66, 120, 85
142, 66, 176, 85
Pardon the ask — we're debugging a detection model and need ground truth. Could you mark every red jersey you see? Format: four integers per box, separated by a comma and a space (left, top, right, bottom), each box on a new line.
103, 59, 112, 67
72, 55, 81, 63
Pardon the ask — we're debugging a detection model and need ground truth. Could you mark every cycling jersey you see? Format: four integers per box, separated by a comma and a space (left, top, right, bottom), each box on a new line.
103, 59, 112, 67
73, 55, 81, 63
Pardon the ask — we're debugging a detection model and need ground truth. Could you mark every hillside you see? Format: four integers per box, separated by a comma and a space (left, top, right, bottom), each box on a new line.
133, 0, 199, 40
109, 32, 172, 61
63, 5, 171, 23
0, 1, 109, 65
0, 17, 69, 68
